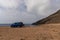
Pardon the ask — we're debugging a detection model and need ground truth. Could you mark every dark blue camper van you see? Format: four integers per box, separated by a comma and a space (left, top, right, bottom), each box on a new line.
11, 22, 24, 28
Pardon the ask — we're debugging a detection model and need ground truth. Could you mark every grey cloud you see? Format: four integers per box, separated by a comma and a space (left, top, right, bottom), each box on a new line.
0, 0, 60, 24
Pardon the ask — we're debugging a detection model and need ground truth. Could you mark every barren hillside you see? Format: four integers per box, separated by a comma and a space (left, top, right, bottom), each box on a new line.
32, 10, 60, 25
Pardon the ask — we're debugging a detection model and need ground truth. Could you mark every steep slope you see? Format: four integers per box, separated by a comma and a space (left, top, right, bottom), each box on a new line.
32, 10, 60, 25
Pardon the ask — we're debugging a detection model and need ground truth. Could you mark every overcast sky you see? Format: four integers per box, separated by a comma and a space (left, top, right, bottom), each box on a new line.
0, 0, 60, 24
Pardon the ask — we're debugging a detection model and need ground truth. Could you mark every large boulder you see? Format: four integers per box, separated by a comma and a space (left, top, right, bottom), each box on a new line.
11, 22, 24, 28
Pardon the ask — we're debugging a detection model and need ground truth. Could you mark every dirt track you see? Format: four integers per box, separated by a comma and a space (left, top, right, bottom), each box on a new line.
0, 24, 60, 40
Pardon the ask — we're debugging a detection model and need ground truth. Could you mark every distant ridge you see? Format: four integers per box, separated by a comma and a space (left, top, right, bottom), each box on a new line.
32, 10, 60, 25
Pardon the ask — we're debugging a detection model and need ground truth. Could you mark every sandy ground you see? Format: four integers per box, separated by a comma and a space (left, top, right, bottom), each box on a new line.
0, 24, 60, 40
